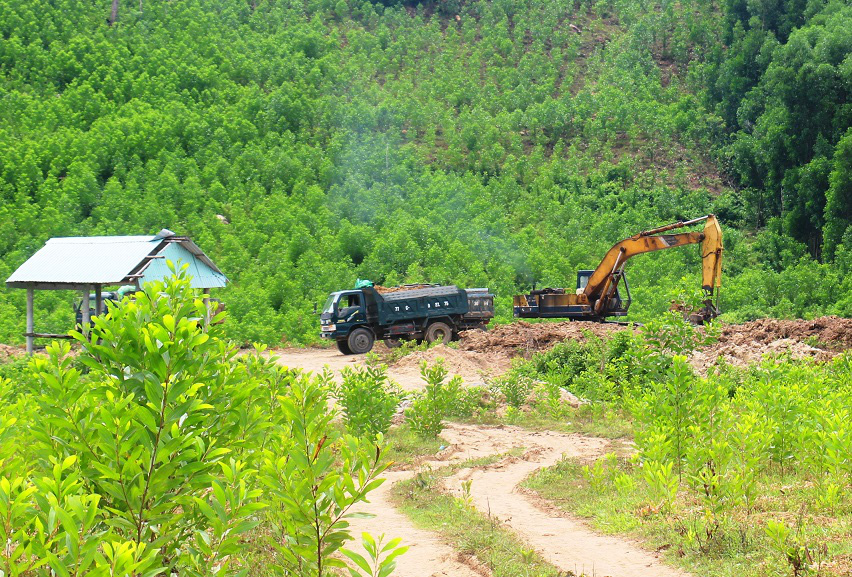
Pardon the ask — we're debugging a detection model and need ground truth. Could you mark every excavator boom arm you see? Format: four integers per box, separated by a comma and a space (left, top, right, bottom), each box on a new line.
584, 215, 723, 314
701, 214, 723, 291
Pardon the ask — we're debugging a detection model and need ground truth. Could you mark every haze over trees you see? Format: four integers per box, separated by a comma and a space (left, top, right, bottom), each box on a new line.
0, 0, 849, 345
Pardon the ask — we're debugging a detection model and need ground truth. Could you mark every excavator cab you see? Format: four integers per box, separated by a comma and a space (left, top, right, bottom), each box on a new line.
576, 270, 592, 292
578, 270, 631, 317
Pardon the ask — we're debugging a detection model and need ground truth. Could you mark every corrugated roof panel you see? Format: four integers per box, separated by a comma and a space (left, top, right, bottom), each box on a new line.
7, 236, 160, 285
6, 234, 227, 289
140, 243, 227, 289
45, 236, 157, 244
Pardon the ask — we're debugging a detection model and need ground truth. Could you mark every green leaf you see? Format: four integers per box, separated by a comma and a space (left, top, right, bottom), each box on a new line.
341, 548, 372, 574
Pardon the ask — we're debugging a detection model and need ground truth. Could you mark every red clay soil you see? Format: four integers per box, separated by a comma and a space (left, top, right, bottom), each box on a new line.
459, 316, 852, 371
714, 316, 852, 350
0, 344, 24, 361
689, 316, 852, 371
459, 321, 627, 358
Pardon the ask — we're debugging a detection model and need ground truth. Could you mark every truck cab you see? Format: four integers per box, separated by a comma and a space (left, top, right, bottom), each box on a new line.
320, 290, 366, 339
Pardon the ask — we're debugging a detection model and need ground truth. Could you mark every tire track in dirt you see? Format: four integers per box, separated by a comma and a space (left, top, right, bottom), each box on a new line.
350, 423, 691, 577
272, 347, 692, 576
346, 469, 486, 577
344, 424, 554, 577
440, 425, 692, 577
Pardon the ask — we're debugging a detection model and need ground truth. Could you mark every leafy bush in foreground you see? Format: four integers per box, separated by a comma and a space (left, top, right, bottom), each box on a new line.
0, 272, 398, 576
336, 362, 405, 438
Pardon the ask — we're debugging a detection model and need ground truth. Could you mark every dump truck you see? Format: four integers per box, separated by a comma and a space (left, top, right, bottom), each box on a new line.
320, 284, 495, 354
513, 215, 723, 323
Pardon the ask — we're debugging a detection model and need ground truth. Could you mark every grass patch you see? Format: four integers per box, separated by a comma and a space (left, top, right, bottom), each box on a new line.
391, 454, 565, 577
523, 455, 852, 577
455, 396, 635, 439
383, 423, 445, 468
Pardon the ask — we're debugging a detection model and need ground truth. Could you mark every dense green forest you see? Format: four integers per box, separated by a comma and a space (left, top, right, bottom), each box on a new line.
0, 0, 849, 345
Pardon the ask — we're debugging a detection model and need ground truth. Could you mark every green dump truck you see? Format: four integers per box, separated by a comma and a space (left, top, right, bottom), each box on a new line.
320, 284, 494, 354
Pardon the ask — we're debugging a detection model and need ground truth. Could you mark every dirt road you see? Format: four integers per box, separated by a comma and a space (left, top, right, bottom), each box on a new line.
272, 315, 851, 390
270, 344, 505, 391
441, 425, 690, 577
345, 423, 692, 577
346, 469, 485, 577
268, 315, 852, 577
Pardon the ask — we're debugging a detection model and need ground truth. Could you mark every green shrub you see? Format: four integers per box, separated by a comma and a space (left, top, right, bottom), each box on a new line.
0, 271, 398, 576
406, 360, 463, 438
260, 371, 391, 576
25, 271, 260, 574
492, 373, 534, 409
335, 362, 404, 437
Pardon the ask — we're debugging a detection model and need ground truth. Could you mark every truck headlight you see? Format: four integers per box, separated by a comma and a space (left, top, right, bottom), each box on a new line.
322, 324, 336, 331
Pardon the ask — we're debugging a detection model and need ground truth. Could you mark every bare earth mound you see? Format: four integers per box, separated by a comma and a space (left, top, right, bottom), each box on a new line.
392, 344, 512, 377
455, 317, 851, 373
0, 344, 24, 361
716, 316, 852, 350
459, 321, 625, 358
274, 316, 851, 389
693, 316, 852, 370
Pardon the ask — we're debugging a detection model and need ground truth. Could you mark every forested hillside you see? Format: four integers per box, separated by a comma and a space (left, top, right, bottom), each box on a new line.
0, 0, 849, 345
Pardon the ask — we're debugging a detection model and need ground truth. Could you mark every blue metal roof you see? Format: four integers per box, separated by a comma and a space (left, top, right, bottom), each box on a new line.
6, 231, 227, 289
141, 242, 227, 289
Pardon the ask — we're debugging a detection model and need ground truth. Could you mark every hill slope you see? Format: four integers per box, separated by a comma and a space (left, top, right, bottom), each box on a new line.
0, 0, 849, 344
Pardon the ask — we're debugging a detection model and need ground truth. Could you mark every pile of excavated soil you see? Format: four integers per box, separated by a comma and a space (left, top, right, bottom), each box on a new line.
0, 344, 24, 361
689, 338, 831, 373
392, 344, 512, 377
459, 321, 626, 358
691, 316, 852, 371
455, 316, 851, 373
715, 316, 852, 350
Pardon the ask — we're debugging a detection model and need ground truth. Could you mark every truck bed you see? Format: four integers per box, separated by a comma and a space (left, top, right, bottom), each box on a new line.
366, 285, 468, 325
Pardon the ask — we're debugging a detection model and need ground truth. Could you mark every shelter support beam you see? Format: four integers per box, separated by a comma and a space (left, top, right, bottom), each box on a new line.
203, 295, 211, 330
95, 284, 103, 316
81, 289, 90, 335
26, 288, 34, 356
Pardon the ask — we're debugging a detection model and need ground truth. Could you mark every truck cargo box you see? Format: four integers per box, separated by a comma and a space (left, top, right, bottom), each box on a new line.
364, 285, 468, 325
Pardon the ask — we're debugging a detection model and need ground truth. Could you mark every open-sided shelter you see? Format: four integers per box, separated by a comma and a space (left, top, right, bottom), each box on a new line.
6, 229, 227, 354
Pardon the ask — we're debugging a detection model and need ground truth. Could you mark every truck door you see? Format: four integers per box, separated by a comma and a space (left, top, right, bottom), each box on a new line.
337, 292, 365, 323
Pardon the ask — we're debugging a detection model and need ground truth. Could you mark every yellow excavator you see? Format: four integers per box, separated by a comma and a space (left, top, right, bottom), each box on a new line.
513, 215, 723, 323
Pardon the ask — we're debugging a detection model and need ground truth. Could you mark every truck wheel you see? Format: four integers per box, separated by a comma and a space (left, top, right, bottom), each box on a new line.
336, 340, 353, 355
425, 322, 452, 344
348, 328, 375, 354
383, 338, 402, 348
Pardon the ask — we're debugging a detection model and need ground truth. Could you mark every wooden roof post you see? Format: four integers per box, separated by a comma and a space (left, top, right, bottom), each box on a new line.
81, 289, 91, 336
203, 294, 211, 331
95, 284, 103, 316
26, 287, 34, 356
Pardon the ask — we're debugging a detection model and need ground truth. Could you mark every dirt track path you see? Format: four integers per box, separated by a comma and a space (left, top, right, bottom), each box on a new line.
273, 349, 691, 577
346, 469, 485, 577
347, 423, 691, 577
441, 426, 691, 577
270, 346, 498, 391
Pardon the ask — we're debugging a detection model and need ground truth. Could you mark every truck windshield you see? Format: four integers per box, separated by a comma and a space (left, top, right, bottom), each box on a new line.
322, 294, 338, 314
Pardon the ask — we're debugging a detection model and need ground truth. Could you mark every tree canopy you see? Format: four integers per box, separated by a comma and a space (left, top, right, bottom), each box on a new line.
0, 0, 849, 345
